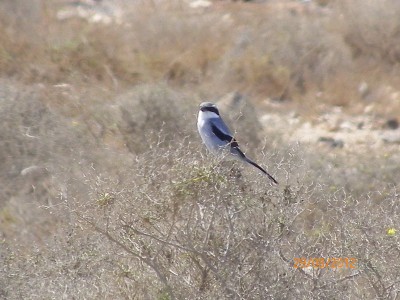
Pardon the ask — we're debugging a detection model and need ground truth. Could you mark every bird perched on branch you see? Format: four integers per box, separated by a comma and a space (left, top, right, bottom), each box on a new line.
197, 102, 278, 184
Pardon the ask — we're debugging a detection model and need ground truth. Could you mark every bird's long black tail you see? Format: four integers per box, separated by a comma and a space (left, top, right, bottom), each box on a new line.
231, 145, 278, 185
245, 157, 279, 185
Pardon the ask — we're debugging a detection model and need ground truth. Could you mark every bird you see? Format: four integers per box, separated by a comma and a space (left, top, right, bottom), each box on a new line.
197, 102, 278, 184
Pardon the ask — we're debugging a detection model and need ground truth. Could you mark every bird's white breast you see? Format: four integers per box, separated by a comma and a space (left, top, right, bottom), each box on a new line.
197, 110, 225, 154
197, 111, 218, 133
202, 110, 219, 119
198, 110, 219, 123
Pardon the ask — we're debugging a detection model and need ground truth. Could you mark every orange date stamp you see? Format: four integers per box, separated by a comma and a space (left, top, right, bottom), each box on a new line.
293, 257, 357, 269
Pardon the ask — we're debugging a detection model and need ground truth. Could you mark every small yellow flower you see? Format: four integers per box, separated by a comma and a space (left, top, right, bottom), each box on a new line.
387, 228, 396, 236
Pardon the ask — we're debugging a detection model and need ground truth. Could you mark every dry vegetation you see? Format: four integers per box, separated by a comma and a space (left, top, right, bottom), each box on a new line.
1, 0, 400, 299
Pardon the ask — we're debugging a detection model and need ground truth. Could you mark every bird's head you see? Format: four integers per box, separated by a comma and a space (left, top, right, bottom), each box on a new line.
199, 102, 220, 115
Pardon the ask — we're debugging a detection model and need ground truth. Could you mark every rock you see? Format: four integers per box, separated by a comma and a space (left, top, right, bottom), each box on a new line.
217, 92, 263, 149
188, 0, 212, 9
358, 81, 369, 99
318, 137, 344, 148
381, 130, 400, 144
20, 165, 48, 176
57, 0, 123, 24
386, 118, 399, 130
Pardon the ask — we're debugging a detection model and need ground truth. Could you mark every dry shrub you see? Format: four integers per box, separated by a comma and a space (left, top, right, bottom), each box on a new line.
1, 0, 400, 114
124, 6, 231, 85
3, 140, 398, 299
113, 83, 196, 154
1, 97, 400, 298
319, 0, 400, 111
217, 5, 353, 101
0, 2, 130, 85
0, 81, 81, 200
338, 0, 400, 66
0, 0, 231, 88
0, 79, 93, 261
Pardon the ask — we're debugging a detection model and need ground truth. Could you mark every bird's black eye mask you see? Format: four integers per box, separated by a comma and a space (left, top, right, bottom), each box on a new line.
201, 106, 220, 115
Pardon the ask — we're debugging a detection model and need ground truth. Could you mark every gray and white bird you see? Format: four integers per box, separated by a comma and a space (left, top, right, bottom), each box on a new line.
197, 102, 278, 184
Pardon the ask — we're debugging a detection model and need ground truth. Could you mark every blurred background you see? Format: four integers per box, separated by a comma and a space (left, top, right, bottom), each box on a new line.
1, 0, 400, 299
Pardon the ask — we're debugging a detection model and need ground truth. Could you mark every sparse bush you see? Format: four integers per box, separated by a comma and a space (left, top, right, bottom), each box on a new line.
219, 10, 353, 100
4, 140, 400, 299
113, 83, 195, 154
338, 0, 400, 66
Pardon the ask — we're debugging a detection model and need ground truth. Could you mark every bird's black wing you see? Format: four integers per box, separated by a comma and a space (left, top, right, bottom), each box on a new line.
210, 123, 239, 148
210, 122, 247, 160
